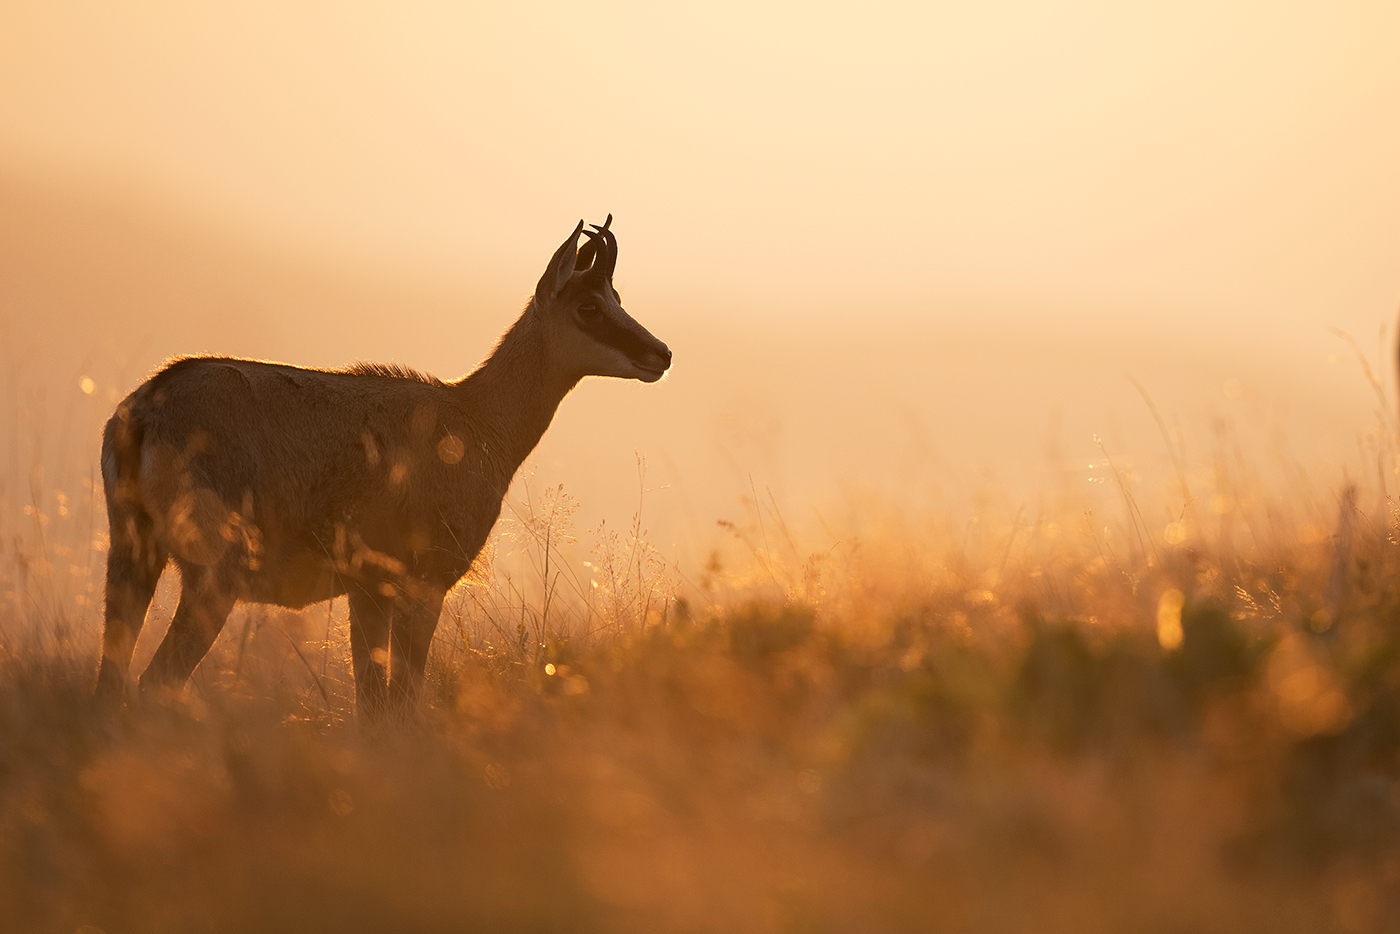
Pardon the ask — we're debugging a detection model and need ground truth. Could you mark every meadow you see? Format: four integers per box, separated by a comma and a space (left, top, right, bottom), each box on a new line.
3, 399, 1400, 934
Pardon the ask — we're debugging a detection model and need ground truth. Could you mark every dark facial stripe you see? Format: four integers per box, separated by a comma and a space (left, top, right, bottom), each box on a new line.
581, 309, 659, 363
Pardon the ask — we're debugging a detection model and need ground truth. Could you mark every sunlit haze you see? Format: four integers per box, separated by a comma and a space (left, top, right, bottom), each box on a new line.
3, 1, 1399, 563
7, 7, 1400, 926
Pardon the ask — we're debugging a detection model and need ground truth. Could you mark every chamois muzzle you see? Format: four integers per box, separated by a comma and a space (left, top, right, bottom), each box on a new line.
632, 338, 672, 383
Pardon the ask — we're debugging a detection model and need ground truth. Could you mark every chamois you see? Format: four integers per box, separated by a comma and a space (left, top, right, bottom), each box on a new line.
94, 216, 670, 717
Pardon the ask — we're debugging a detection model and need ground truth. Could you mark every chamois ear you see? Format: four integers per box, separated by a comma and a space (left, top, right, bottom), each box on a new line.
536, 220, 585, 304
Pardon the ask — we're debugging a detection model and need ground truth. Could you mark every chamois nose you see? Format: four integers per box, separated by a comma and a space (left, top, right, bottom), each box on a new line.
660, 346, 673, 367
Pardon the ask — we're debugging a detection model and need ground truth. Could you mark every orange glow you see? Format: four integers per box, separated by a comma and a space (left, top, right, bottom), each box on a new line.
0, 2, 1397, 583
4, 9, 1400, 927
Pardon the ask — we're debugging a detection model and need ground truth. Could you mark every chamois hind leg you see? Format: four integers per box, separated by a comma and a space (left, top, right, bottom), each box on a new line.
348, 589, 393, 719
388, 588, 447, 710
139, 563, 236, 698
95, 515, 167, 703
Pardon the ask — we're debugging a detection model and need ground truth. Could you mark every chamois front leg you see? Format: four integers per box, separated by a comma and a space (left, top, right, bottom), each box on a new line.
388, 587, 447, 709
349, 585, 446, 717
348, 589, 393, 719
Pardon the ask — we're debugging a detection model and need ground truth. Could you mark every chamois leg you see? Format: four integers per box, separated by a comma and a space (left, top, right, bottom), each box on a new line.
95, 519, 167, 703
139, 565, 236, 698
348, 589, 392, 719
387, 589, 447, 709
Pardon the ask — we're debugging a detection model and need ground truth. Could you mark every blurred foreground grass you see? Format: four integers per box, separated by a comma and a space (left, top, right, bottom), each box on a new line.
4, 457, 1400, 933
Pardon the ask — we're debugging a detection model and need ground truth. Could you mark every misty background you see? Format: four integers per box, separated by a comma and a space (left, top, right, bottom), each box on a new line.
2, 1, 1398, 576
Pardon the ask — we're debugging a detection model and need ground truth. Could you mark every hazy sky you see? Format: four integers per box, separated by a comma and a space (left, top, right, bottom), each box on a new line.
3, 2, 1396, 324
3, 1, 1399, 561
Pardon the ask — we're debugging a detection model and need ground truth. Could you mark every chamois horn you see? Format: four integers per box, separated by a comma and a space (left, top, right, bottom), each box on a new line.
587, 214, 616, 280
574, 214, 614, 274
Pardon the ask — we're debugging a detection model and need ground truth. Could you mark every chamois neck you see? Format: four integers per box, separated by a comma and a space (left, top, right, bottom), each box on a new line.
452, 304, 577, 480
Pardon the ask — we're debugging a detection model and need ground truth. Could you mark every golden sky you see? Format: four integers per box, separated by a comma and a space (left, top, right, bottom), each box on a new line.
2, 1, 1399, 558
3, 2, 1396, 319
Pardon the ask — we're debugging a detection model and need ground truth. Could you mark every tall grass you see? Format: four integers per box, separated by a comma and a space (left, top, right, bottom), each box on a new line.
2, 381, 1400, 932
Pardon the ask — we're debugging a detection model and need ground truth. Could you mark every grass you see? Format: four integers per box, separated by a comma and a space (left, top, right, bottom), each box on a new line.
3, 423, 1400, 932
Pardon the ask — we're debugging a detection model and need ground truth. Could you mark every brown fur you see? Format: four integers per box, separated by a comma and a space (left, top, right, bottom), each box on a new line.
95, 219, 671, 717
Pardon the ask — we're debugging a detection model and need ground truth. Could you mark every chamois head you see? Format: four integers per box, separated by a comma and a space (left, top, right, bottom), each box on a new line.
533, 215, 672, 383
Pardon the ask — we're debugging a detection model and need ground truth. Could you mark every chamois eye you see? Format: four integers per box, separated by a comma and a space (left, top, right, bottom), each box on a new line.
578, 303, 601, 320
